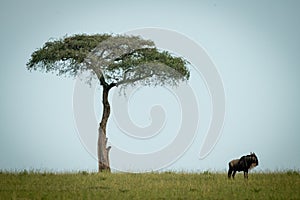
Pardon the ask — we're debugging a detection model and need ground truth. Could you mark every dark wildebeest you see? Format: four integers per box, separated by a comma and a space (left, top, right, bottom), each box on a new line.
228, 152, 258, 179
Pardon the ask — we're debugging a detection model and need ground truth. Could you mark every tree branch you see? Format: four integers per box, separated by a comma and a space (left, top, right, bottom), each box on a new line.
116, 73, 153, 87
112, 47, 153, 62
93, 69, 106, 87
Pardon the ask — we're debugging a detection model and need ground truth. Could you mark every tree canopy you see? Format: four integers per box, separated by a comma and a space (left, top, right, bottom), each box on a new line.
27, 34, 190, 88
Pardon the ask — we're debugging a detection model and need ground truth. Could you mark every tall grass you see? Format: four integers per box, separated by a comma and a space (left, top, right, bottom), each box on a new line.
0, 171, 299, 199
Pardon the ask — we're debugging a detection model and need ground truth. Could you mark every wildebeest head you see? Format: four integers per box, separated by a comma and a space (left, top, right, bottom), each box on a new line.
249, 152, 258, 169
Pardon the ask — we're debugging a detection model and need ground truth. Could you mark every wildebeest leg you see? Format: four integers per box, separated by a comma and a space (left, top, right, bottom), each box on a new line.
228, 169, 232, 179
228, 164, 233, 178
244, 170, 248, 179
232, 171, 236, 179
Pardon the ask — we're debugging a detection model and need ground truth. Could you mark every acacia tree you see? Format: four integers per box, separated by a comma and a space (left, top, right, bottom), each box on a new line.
27, 34, 190, 172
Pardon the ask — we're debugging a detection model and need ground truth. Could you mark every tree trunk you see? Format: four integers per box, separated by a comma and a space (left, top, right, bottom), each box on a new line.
98, 86, 112, 172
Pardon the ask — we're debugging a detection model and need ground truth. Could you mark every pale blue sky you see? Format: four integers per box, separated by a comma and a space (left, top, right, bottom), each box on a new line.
0, 0, 299, 172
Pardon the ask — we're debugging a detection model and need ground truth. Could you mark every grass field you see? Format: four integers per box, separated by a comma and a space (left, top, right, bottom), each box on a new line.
0, 171, 299, 199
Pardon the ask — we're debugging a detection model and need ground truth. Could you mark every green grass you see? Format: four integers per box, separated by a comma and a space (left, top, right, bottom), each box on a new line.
0, 171, 299, 199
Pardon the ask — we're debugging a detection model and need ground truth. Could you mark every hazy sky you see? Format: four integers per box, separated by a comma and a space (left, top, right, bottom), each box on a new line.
0, 0, 299, 172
